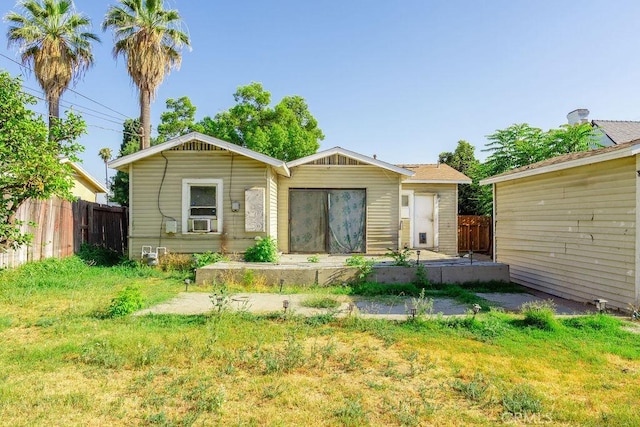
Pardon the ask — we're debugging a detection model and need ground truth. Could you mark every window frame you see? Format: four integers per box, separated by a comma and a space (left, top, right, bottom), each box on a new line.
182, 178, 223, 234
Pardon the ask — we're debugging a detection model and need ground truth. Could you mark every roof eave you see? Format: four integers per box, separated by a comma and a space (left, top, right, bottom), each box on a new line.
480, 146, 638, 185
108, 132, 290, 176
62, 160, 108, 193
403, 179, 472, 185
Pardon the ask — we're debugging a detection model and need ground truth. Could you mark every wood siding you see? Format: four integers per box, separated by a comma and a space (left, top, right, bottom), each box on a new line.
128, 150, 275, 257
494, 157, 636, 310
278, 165, 401, 254
401, 183, 459, 256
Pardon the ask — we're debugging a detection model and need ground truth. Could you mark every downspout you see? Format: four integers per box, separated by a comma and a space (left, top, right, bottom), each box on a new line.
128, 163, 133, 259
492, 183, 497, 263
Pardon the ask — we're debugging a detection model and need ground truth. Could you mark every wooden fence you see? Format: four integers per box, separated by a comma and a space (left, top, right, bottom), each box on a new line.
0, 198, 128, 269
458, 215, 492, 255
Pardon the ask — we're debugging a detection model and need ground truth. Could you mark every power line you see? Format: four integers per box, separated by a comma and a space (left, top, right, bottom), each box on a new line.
0, 51, 130, 119
21, 83, 126, 122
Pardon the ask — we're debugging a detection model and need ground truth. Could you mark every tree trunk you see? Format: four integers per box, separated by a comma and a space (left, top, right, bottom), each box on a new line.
140, 90, 151, 149
48, 94, 60, 130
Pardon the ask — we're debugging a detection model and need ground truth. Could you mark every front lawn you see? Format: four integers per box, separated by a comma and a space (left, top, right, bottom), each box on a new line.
1, 257, 639, 426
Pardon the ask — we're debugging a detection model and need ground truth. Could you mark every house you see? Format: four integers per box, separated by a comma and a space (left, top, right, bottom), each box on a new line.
567, 108, 640, 147
480, 140, 640, 310
109, 132, 470, 258
64, 160, 109, 202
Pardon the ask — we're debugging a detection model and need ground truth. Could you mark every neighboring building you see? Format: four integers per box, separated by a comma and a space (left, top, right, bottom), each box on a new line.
480, 141, 640, 310
109, 132, 470, 259
567, 108, 640, 147
64, 160, 109, 202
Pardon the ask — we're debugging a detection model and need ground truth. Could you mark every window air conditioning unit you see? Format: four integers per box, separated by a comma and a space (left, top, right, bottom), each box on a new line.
188, 218, 211, 232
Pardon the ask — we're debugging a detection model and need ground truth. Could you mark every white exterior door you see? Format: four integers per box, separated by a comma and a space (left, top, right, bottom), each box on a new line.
414, 194, 436, 248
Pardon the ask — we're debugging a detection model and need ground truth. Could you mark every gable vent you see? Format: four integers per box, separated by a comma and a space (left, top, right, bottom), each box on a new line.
311, 154, 363, 166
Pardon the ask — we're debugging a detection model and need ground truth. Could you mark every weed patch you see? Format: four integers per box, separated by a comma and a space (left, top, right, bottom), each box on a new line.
301, 295, 340, 309
106, 286, 144, 318
520, 299, 559, 331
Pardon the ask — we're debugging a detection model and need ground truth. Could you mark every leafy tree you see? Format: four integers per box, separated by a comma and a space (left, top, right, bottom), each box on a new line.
5, 0, 99, 127
199, 82, 324, 161
0, 71, 85, 248
102, 0, 190, 150
438, 140, 481, 215
477, 122, 599, 215
109, 118, 140, 206
155, 96, 203, 143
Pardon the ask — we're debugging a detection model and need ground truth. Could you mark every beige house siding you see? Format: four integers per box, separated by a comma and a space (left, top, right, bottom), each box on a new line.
278, 165, 401, 254
128, 150, 274, 257
494, 156, 636, 310
400, 183, 458, 256
400, 219, 411, 248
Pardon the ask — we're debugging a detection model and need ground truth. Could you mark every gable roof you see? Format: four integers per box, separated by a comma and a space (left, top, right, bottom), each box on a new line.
591, 120, 640, 144
398, 164, 472, 184
286, 146, 415, 176
62, 159, 108, 193
108, 132, 290, 177
480, 139, 640, 185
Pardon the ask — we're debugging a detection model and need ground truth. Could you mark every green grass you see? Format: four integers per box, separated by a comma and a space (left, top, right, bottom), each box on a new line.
1, 257, 640, 425
300, 295, 341, 309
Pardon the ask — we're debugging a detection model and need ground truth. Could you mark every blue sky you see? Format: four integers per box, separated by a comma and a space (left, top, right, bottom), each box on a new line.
2, 0, 640, 187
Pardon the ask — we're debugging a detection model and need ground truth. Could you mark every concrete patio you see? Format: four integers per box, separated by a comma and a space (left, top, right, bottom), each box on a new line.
195, 251, 509, 287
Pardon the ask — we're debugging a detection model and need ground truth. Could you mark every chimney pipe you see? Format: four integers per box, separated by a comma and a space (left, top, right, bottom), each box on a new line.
567, 108, 590, 125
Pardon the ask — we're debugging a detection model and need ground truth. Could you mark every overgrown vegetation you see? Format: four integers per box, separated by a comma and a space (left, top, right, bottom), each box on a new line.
301, 296, 341, 309
78, 243, 123, 267
385, 247, 412, 266
244, 236, 279, 263
344, 255, 374, 283
106, 286, 144, 317
1, 257, 639, 425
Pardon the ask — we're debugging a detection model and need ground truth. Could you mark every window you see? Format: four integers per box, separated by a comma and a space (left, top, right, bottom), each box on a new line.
182, 179, 223, 233
401, 191, 412, 219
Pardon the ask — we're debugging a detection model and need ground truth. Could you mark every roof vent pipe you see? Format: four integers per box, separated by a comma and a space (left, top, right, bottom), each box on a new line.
567, 108, 590, 125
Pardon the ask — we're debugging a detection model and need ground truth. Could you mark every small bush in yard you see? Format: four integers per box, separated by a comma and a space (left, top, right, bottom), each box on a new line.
244, 237, 278, 263
385, 247, 411, 266
107, 286, 143, 318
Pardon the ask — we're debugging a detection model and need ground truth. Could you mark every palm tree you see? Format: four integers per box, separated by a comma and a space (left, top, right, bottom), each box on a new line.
98, 147, 112, 202
102, 0, 190, 150
5, 0, 99, 128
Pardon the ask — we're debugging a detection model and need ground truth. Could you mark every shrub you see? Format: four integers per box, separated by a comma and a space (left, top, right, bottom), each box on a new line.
107, 286, 144, 318
345, 255, 374, 283
415, 263, 429, 287
520, 299, 559, 331
385, 247, 411, 266
77, 243, 123, 267
244, 237, 278, 263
